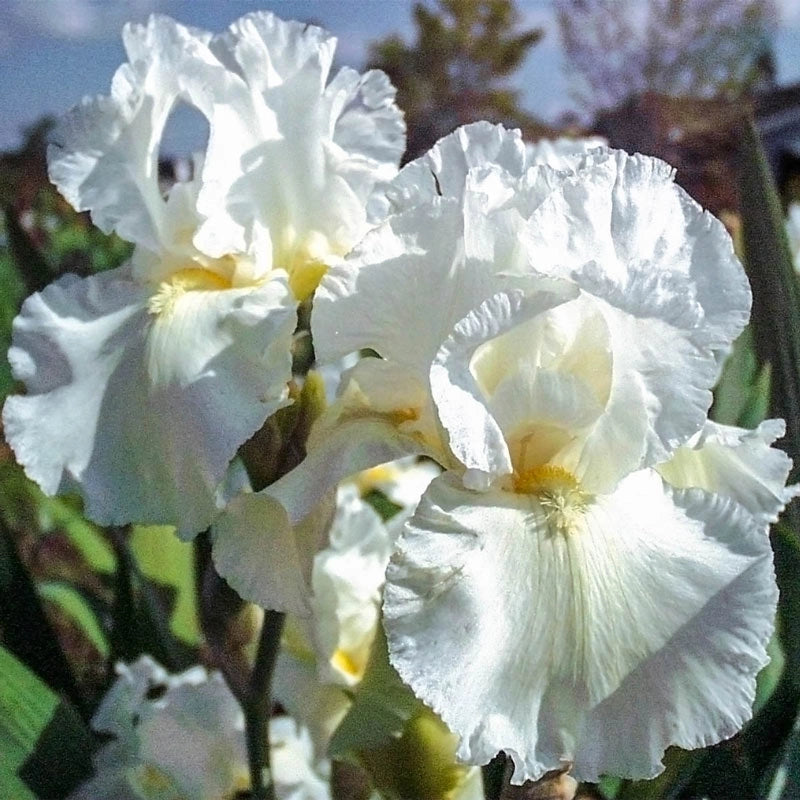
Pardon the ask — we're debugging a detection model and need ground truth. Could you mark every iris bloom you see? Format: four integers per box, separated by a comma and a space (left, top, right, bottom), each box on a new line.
3, 12, 404, 537
230, 123, 795, 782
275, 483, 397, 756
69, 656, 329, 800
275, 460, 438, 752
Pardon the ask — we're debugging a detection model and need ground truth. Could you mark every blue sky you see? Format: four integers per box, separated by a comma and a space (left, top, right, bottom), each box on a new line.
1, 0, 799, 155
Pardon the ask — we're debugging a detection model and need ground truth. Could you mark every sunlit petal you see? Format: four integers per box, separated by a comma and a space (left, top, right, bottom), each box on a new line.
4, 268, 295, 535
657, 418, 800, 523
384, 470, 775, 783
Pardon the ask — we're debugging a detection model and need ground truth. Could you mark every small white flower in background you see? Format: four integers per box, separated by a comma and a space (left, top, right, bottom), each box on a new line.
3, 12, 403, 540
235, 121, 796, 783
274, 461, 439, 757
786, 201, 800, 271
275, 485, 391, 756
68, 656, 330, 800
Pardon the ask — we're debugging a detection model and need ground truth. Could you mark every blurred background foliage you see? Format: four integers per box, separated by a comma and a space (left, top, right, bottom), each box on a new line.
1, 1, 800, 798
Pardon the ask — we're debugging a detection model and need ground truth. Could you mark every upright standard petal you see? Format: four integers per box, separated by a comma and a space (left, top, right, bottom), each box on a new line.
196, 11, 405, 300
48, 15, 235, 253
314, 194, 515, 375
518, 149, 751, 466
430, 288, 578, 489
4, 269, 295, 535
375, 121, 528, 216
524, 136, 607, 171
384, 470, 776, 783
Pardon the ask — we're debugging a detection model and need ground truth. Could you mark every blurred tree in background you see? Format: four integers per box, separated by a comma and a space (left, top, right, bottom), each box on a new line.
368, 0, 549, 161
556, 0, 777, 112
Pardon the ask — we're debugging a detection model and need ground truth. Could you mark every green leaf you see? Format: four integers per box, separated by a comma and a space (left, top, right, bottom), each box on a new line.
773, 524, 800, 683
738, 119, 800, 495
362, 489, 404, 523
109, 527, 194, 671
0, 644, 93, 799
328, 627, 419, 759
37, 494, 116, 574
38, 581, 109, 657
0, 460, 115, 575
712, 326, 771, 429
597, 775, 622, 799
0, 520, 85, 715
755, 633, 786, 715
130, 524, 201, 646
762, 711, 800, 800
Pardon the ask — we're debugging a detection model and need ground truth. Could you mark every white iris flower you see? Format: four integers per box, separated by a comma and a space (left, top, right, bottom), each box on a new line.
274, 484, 396, 757
233, 122, 795, 783
69, 656, 330, 800
274, 460, 439, 754
3, 12, 404, 537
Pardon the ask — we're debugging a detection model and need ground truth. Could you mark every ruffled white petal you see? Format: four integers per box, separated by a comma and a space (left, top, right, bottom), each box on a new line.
4, 268, 295, 535
517, 149, 751, 463
468, 292, 649, 493
91, 656, 170, 740
315, 126, 593, 373
311, 485, 393, 686
136, 668, 249, 800
262, 358, 446, 529
314, 196, 512, 373
384, 470, 775, 783
375, 122, 527, 216
195, 11, 404, 296
575, 488, 776, 780
48, 15, 234, 254
210, 12, 336, 91
657, 418, 800, 523
212, 489, 334, 615
524, 136, 607, 171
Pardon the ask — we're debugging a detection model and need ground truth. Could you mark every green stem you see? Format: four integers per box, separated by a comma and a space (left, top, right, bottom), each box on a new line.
245, 609, 286, 800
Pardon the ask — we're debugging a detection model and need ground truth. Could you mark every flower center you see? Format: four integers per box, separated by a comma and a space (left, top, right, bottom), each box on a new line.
512, 464, 591, 535
147, 267, 233, 315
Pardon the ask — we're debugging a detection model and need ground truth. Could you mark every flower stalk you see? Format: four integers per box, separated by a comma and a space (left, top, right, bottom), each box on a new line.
244, 609, 286, 800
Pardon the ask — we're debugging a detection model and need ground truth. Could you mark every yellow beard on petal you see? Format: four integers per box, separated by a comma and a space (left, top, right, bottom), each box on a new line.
511, 464, 591, 535
147, 267, 233, 316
